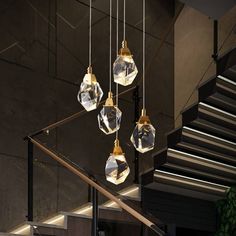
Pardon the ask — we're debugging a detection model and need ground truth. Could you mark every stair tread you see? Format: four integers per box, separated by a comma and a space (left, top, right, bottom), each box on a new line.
155, 148, 236, 185
151, 169, 229, 201
189, 118, 236, 141
176, 141, 236, 165
181, 126, 236, 157
205, 92, 236, 114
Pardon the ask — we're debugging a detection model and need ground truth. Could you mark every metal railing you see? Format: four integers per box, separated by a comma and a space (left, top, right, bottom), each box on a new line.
26, 136, 165, 236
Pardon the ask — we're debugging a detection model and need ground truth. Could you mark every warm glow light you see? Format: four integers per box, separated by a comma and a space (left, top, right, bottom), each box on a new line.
130, 109, 156, 153
44, 215, 64, 225
77, 67, 103, 111
11, 225, 30, 235
105, 139, 130, 185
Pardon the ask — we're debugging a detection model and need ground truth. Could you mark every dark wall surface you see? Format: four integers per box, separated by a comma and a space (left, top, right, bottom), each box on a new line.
142, 187, 217, 233
0, 0, 175, 231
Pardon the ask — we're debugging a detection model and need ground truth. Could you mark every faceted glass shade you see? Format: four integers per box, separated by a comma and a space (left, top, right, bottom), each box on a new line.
77, 73, 103, 111
113, 55, 138, 86
130, 123, 156, 153
105, 153, 130, 185
98, 106, 122, 135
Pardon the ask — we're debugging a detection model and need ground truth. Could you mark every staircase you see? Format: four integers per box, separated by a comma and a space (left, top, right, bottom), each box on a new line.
5, 185, 149, 236
141, 48, 236, 234
1, 47, 236, 236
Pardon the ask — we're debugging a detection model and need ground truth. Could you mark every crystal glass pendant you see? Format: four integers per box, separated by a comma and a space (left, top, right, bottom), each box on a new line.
130, 109, 156, 153
77, 66, 103, 111
105, 139, 130, 185
98, 92, 122, 135
113, 40, 138, 86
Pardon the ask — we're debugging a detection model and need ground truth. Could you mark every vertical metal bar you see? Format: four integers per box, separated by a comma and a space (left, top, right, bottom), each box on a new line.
47, 0, 51, 74
133, 86, 140, 184
54, 0, 58, 78
91, 187, 98, 236
212, 20, 218, 62
27, 140, 34, 221
88, 184, 92, 202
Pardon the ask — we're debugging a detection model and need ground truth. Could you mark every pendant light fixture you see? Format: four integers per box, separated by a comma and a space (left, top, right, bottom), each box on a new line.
113, 0, 138, 86
77, 0, 103, 111
105, 0, 130, 185
130, 0, 156, 153
98, 0, 122, 135
105, 139, 130, 185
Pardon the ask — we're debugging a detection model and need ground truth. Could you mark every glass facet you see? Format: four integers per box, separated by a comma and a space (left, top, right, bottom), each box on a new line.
98, 106, 122, 135
105, 154, 130, 185
113, 55, 138, 86
77, 73, 103, 111
130, 123, 156, 153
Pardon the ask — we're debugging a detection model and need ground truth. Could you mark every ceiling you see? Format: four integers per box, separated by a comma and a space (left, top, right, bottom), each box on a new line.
180, 0, 236, 19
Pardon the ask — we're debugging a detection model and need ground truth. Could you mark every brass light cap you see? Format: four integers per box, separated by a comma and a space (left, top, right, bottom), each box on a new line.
118, 40, 132, 57
138, 109, 151, 124
105, 92, 114, 106
112, 139, 124, 155
84, 65, 97, 83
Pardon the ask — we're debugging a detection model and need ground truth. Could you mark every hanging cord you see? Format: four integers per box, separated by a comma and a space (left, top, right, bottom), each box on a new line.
142, 0, 146, 110
109, 0, 112, 92
89, 0, 92, 67
123, 0, 126, 41
116, 0, 119, 140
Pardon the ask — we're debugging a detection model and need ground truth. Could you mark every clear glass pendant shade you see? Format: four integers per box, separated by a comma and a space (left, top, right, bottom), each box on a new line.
77, 66, 103, 111
130, 110, 156, 153
98, 93, 122, 135
105, 139, 130, 185
113, 40, 138, 86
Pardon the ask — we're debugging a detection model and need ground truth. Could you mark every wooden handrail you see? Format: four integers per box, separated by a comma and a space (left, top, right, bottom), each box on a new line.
29, 137, 165, 236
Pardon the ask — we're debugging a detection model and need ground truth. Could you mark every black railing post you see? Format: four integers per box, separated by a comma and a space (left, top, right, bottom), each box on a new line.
91, 187, 98, 236
27, 140, 34, 221
212, 20, 218, 62
133, 86, 140, 184
88, 184, 92, 202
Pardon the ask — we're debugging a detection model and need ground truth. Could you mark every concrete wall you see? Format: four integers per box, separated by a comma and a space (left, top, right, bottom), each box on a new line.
0, 0, 175, 231
174, 5, 236, 127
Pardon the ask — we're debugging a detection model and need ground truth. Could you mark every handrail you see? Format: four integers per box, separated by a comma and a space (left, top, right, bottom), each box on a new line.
29, 137, 165, 236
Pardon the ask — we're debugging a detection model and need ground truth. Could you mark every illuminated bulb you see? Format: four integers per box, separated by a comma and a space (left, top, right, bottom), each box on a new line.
105, 139, 130, 185
77, 66, 103, 111
113, 40, 138, 86
98, 92, 122, 135
130, 109, 156, 153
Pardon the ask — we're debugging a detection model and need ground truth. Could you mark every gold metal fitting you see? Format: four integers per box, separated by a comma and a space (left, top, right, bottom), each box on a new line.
138, 109, 151, 124
85, 65, 97, 83
112, 139, 123, 155
87, 65, 92, 74
118, 40, 132, 57
105, 92, 114, 106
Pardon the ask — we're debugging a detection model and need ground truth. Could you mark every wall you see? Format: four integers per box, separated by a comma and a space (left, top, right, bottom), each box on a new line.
0, 0, 175, 231
174, 4, 236, 127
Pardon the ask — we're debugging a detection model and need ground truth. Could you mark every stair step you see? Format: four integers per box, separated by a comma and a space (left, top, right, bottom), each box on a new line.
10, 221, 65, 236
199, 75, 236, 114
189, 118, 236, 142
182, 102, 236, 141
216, 75, 236, 100
153, 170, 229, 201
221, 65, 236, 82
181, 126, 236, 157
156, 148, 236, 185
205, 92, 236, 115
176, 141, 236, 166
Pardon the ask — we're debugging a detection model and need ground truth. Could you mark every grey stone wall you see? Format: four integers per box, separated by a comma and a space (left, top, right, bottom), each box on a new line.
0, 0, 175, 231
